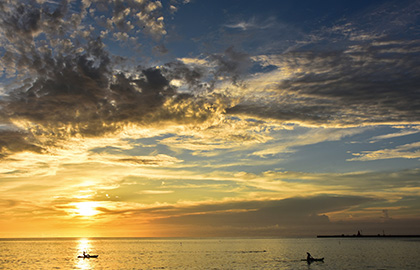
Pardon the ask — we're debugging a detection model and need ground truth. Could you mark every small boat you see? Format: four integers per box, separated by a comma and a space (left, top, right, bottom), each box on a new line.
301, 257, 324, 262
78, 255, 98, 258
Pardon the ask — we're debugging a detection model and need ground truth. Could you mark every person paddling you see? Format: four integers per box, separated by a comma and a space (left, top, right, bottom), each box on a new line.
307, 252, 314, 261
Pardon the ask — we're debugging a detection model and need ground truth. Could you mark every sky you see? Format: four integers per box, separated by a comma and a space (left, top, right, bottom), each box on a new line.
0, 0, 419, 238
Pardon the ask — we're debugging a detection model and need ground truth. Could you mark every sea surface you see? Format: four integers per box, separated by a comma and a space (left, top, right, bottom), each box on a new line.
0, 237, 419, 269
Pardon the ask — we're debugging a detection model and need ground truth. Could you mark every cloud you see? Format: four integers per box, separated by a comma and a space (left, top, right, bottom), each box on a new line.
136, 190, 174, 194
225, 16, 276, 31
2, 158, 420, 236
0, 199, 19, 208
222, 2, 420, 127
159, 116, 271, 156
88, 0, 168, 38
145, 195, 374, 236
0, 1, 261, 162
209, 46, 253, 85
251, 126, 365, 157
103, 192, 419, 236
0, 1, 68, 44
111, 154, 182, 166
0, 130, 44, 158
227, 39, 420, 126
369, 127, 420, 142
350, 142, 420, 161
66, 194, 375, 236
9, 0, 413, 163
177, 57, 209, 66
0, 3, 237, 159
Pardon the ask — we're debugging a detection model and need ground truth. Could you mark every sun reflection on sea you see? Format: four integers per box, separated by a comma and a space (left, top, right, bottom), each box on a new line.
75, 238, 93, 270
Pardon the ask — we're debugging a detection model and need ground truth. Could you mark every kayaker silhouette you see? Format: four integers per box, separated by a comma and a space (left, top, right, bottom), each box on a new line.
78, 251, 98, 258
304, 252, 325, 264
307, 252, 314, 261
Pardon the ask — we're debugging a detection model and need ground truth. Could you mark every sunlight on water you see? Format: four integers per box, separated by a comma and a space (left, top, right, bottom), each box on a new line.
77, 238, 92, 254
75, 238, 93, 270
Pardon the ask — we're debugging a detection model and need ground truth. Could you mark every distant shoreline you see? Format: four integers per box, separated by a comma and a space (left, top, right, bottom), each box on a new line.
317, 234, 420, 238
0, 236, 316, 241
2, 235, 420, 241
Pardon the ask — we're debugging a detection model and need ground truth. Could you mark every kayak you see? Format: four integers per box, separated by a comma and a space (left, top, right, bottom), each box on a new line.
301, 258, 324, 262
78, 255, 98, 258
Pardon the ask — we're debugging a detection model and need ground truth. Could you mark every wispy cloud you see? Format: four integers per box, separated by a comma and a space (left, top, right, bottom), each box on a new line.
350, 142, 420, 161
251, 127, 366, 157
224, 16, 276, 31
369, 127, 420, 142
136, 190, 174, 195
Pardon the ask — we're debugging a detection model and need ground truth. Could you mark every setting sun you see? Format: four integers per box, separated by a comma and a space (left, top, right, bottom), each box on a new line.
73, 202, 101, 217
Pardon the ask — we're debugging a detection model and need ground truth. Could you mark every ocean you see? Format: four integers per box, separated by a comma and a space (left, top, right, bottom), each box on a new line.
0, 237, 419, 269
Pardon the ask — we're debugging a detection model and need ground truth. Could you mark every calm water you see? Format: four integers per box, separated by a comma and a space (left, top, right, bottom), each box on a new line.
0, 237, 419, 269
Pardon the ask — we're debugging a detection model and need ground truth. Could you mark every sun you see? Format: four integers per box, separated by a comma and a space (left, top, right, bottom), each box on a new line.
73, 201, 100, 217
